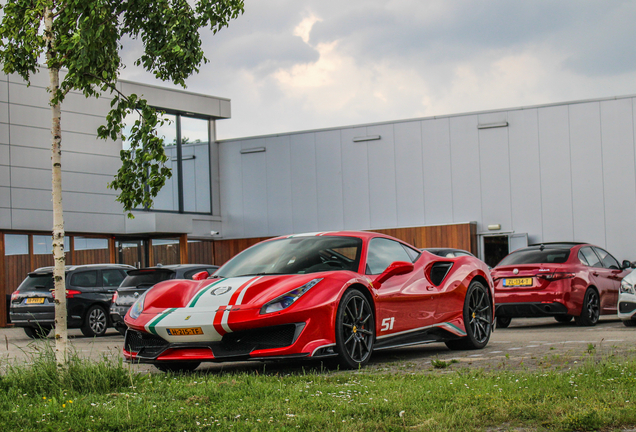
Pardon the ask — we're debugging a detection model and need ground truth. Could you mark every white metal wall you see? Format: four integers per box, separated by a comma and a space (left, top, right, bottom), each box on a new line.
219, 96, 636, 261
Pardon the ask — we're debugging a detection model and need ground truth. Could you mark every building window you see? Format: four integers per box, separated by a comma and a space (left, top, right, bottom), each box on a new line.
123, 111, 212, 214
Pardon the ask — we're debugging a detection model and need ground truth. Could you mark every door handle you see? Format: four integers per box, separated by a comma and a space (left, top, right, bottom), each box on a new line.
426, 286, 435, 291
592, 272, 599, 277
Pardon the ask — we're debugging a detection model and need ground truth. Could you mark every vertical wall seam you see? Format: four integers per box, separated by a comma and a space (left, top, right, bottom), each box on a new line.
567, 106, 575, 241
598, 102, 607, 248
420, 121, 427, 226
537, 109, 544, 241
392, 124, 399, 228
7, 76, 12, 229
506, 112, 513, 230
447, 118, 454, 222
477, 116, 484, 229
339, 130, 345, 230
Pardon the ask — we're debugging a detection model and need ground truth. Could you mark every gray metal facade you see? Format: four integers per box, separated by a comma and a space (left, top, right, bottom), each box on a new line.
218, 96, 636, 262
0, 69, 229, 238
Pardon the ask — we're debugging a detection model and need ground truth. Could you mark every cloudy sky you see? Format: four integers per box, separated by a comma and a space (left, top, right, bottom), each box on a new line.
121, 0, 636, 140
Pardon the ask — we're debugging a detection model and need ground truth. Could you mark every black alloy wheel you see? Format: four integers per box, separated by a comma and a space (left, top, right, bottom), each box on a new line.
575, 289, 600, 326
554, 315, 573, 324
335, 288, 375, 369
496, 316, 511, 328
154, 361, 201, 373
24, 325, 52, 339
81, 305, 108, 337
446, 281, 492, 350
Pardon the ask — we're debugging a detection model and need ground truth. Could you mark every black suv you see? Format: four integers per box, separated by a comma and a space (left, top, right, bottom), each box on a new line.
10, 264, 134, 338
110, 264, 219, 334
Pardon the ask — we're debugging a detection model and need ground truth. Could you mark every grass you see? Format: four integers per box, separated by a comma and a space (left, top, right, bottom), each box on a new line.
0, 347, 635, 431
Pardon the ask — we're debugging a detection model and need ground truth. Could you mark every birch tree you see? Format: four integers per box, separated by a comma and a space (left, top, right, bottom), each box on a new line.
0, 0, 244, 365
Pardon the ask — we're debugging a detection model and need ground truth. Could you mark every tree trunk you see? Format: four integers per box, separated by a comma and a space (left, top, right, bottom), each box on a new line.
45, 6, 68, 366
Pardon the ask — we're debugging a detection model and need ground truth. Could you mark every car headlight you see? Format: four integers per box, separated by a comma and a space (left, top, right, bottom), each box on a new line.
260, 278, 322, 314
129, 292, 147, 320
620, 279, 635, 295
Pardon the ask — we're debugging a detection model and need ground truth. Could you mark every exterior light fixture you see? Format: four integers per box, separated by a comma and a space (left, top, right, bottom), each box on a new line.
477, 121, 508, 129
352, 135, 381, 142
487, 224, 502, 231
240, 147, 266, 154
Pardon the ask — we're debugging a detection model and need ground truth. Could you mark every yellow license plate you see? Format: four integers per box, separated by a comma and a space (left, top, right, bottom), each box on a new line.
26, 298, 45, 304
503, 278, 533, 287
166, 327, 203, 336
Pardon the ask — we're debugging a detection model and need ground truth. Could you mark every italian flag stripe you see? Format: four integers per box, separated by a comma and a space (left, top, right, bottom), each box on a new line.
148, 308, 177, 335
188, 278, 227, 308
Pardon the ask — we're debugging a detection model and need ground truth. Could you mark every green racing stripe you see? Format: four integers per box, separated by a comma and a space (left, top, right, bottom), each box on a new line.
188, 278, 227, 307
148, 308, 177, 335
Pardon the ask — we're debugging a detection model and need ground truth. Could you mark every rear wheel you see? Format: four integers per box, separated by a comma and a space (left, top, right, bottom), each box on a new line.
24, 325, 52, 339
81, 305, 108, 337
496, 316, 511, 328
555, 315, 573, 324
575, 289, 600, 326
334, 288, 375, 369
154, 362, 201, 373
446, 281, 492, 350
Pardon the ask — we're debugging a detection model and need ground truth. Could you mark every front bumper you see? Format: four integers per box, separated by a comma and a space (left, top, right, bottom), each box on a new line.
495, 302, 569, 318
618, 292, 636, 322
122, 323, 330, 364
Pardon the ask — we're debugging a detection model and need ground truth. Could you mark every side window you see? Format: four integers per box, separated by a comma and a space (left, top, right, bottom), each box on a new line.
594, 247, 620, 270
70, 271, 98, 287
102, 269, 126, 288
579, 247, 602, 268
365, 238, 413, 275
578, 250, 590, 266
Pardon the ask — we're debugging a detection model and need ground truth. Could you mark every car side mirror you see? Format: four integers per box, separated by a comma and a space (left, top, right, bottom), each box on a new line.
374, 261, 414, 285
192, 271, 209, 281
622, 260, 635, 270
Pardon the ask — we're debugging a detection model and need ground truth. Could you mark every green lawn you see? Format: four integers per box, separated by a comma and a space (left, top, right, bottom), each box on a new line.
1, 348, 635, 431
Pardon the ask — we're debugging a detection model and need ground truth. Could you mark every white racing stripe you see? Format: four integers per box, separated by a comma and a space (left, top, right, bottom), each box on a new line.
221, 276, 263, 333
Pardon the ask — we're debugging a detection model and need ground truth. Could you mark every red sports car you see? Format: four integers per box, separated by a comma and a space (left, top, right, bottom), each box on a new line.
123, 231, 494, 372
492, 242, 632, 328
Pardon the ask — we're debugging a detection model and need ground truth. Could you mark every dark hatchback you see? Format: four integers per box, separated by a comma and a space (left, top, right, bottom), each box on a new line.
10, 264, 134, 338
110, 264, 219, 334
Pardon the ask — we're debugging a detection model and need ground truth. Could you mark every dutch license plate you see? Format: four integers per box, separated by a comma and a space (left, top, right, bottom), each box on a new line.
166, 327, 203, 336
25, 297, 45, 304
503, 278, 533, 287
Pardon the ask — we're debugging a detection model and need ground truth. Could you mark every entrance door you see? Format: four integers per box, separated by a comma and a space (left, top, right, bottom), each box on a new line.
480, 233, 528, 268
115, 239, 149, 268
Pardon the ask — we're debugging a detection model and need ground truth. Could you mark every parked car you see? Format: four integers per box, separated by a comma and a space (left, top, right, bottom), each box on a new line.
110, 264, 219, 335
10, 264, 134, 338
492, 243, 632, 328
122, 231, 494, 372
422, 248, 476, 258
619, 268, 636, 327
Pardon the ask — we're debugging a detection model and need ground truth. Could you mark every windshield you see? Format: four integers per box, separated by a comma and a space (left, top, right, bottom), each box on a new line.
216, 236, 363, 278
120, 270, 175, 288
497, 248, 571, 266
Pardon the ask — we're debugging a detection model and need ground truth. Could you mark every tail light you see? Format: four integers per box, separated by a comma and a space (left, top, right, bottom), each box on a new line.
51, 289, 82, 299
537, 272, 575, 281
10, 291, 19, 302
112, 291, 118, 304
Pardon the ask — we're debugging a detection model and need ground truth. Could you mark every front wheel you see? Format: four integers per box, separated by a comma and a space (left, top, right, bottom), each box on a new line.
446, 281, 492, 350
334, 288, 375, 369
81, 305, 108, 337
575, 289, 599, 326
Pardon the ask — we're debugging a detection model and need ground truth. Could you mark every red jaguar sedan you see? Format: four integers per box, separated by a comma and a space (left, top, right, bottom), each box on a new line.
492, 243, 632, 327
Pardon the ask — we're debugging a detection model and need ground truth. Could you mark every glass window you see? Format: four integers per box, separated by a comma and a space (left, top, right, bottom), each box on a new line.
4, 234, 28, 255
70, 271, 98, 287
18, 273, 54, 291
153, 113, 179, 211
579, 247, 602, 268
120, 269, 175, 288
102, 269, 126, 288
366, 238, 414, 275
32, 235, 70, 255
74, 237, 108, 251
180, 116, 211, 213
593, 247, 620, 270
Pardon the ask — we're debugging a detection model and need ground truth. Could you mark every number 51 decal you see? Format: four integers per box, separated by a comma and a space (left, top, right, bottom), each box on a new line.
380, 317, 395, 332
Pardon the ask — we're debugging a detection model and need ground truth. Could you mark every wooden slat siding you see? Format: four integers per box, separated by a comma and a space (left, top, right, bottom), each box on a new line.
108, 238, 116, 263
0, 233, 6, 327
74, 249, 110, 265
371, 223, 477, 251
5, 255, 30, 296
188, 240, 215, 265
153, 244, 181, 266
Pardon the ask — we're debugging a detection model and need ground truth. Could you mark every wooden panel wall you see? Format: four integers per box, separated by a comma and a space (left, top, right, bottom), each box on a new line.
74, 249, 110, 266
153, 244, 181, 266
188, 240, 215, 265
372, 223, 477, 255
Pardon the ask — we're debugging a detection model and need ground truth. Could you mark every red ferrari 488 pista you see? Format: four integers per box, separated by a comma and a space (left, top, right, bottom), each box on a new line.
123, 231, 494, 372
